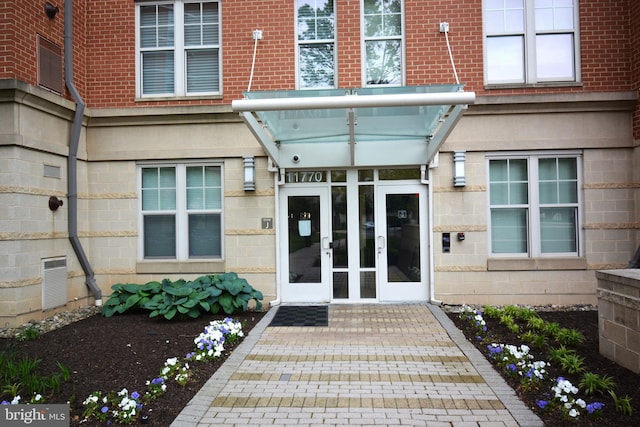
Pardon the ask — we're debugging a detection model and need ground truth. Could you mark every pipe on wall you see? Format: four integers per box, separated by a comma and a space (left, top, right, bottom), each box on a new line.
64, 0, 102, 305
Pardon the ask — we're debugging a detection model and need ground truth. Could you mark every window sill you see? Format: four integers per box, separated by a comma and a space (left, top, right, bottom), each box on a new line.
487, 257, 587, 271
135, 94, 223, 102
136, 260, 225, 275
484, 82, 583, 90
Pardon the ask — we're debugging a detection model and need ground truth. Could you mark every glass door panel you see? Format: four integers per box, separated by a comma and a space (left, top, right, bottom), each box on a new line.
358, 184, 376, 299
377, 185, 428, 302
332, 186, 348, 298
280, 187, 331, 303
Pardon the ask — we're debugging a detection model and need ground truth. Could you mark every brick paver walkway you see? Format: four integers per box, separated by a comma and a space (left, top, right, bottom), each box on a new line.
172, 304, 543, 427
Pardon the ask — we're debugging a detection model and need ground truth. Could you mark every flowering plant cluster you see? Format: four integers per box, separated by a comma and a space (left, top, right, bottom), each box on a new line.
1, 393, 43, 405
459, 306, 487, 341
82, 389, 142, 424
536, 377, 604, 420
187, 318, 244, 361
458, 306, 607, 422
81, 317, 244, 424
486, 343, 548, 390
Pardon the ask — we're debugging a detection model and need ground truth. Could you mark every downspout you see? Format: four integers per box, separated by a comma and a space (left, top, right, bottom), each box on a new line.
64, 0, 102, 305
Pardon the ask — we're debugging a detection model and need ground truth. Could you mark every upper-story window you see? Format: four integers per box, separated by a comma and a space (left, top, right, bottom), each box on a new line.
484, 0, 579, 85
296, 0, 336, 89
363, 0, 403, 86
136, 1, 221, 97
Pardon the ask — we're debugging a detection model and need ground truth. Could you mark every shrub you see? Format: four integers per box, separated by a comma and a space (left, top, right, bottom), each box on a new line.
579, 372, 616, 396
102, 273, 263, 319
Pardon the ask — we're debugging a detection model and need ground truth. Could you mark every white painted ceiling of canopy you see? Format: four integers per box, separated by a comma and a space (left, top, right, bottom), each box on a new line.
232, 85, 475, 169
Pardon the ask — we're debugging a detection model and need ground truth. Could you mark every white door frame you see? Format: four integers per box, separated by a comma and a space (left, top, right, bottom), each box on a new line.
279, 186, 332, 303
376, 184, 429, 302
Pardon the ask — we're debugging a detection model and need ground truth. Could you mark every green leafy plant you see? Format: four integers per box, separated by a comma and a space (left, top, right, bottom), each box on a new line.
482, 305, 502, 319
609, 390, 634, 416
542, 321, 561, 339
554, 327, 585, 346
579, 372, 616, 396
0, 345, 69, 402
558, 353, 585, 375
16, 324, 41, 341
101, 282, 162, 317
209, 272, 264, 314
520, 330, 547, 349
102, 273, 263, 319
526, 316, 546, 332
548, 345, 576, 364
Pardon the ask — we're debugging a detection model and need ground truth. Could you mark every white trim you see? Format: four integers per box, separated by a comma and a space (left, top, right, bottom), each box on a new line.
360, 0, 405, 87
486, 151, 583, 258
135, 0, 222, 98
294, 0, 338, 90
137, 162, 225, 261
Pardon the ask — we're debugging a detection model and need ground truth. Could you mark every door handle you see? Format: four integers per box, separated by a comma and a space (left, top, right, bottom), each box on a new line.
322, 237, 333, 250
377, 236, 385, 253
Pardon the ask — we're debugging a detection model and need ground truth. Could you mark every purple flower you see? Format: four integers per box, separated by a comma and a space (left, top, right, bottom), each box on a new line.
101, 406, 109, 413
536, 400, 549, 409
131, 391, 140, 400
476, 336, 482, 341
586, 402, 604, 413
151, 377, 164, 385
506, 363, 517, 372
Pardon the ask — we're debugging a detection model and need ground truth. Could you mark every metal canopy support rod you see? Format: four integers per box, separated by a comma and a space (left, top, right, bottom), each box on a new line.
425, 103, 467, 163
348, 109, 355, 166
232, 91, 476, 112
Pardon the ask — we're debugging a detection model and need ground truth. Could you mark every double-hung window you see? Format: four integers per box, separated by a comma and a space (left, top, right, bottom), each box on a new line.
140, 164, 223, 260
296, 0, 336, 89
483, 0, 579, 85
488, 154, 581, 256
363, 0, 403, 86
137, 1, 221, 97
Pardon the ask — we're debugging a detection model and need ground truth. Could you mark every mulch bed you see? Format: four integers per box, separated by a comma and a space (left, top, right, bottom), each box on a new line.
447, 308, 640, 426
0, 310, 265, 426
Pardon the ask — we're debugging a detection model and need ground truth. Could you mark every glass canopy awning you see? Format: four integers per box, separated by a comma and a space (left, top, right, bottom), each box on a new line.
232, 85, 475, 169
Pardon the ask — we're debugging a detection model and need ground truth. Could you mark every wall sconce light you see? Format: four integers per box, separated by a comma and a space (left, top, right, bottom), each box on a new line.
49, 196, 63, 211
44, 2, 59, 19
453, 150, 466, 187
243, 156, 256, 191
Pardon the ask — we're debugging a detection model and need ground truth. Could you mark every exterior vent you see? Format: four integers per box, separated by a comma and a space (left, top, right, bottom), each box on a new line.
37, 35, 63, 94
42, 258, 67, 310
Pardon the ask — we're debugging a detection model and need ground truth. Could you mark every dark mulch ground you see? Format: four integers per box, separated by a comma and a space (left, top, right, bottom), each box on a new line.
0, 310, 265, 426
3, 307, 639, 426
447, 308, 640, 426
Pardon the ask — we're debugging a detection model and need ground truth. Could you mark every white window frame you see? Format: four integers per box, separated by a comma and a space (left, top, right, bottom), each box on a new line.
361, 0, 405, 87
295, 0, 337, 90
487, 151, 583, 258
135, 0, 222, 98
482, 0, 581, 86
138, 162, 224, 261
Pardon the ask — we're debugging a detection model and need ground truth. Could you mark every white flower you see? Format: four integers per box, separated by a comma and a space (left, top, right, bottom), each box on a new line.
569, 409, 579, 418
165, 357, 178, 366
576, 399, 586, 408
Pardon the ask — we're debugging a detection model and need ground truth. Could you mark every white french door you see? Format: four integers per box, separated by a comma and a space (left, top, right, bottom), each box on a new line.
278, 171, 429, 304
376, 185, 429, 301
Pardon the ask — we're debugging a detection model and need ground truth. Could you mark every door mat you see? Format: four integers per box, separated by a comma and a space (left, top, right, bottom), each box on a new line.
269, 305, 328, 327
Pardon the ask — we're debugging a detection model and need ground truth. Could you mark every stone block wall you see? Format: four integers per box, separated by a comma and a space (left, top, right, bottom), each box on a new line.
596, 269, 640, 373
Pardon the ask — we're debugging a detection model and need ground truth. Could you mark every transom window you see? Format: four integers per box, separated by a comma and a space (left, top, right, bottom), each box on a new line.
136, 1, 221, 97
483, 0, 579, 85
296, 0, 336, 89
488, 154, 581, 256
363, 0, 403, 86
140, 164, 223, 260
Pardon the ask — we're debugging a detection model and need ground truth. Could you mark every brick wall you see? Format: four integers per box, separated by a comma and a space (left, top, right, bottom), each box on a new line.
2, 1, 637, 109
630, 0, 640, 140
